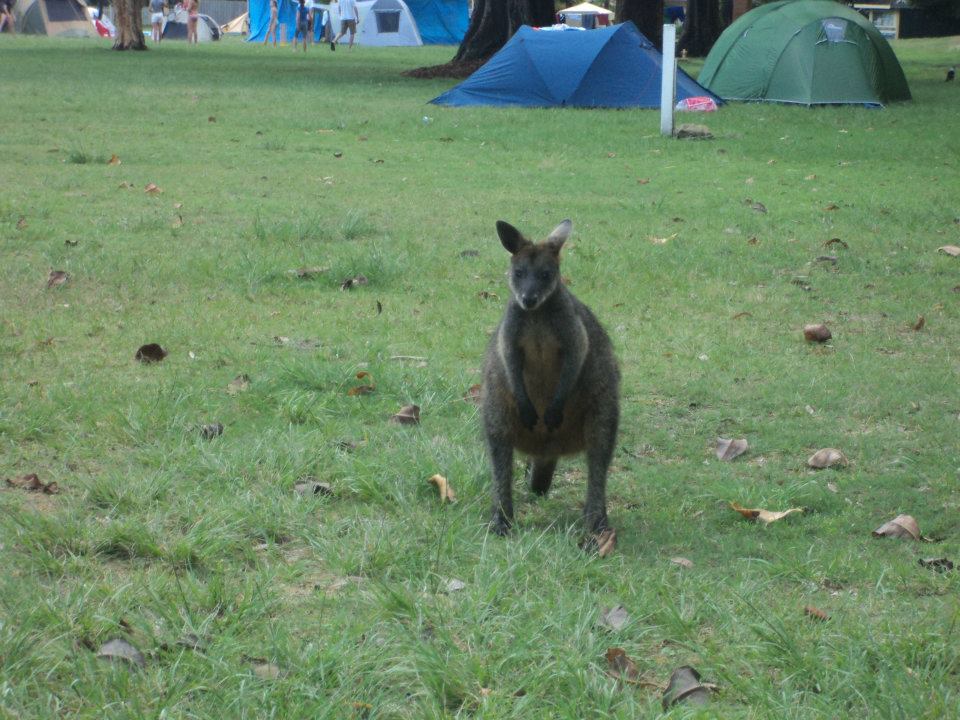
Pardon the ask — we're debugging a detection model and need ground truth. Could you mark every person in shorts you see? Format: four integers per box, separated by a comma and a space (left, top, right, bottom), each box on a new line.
149, 0, 166, 43
184, 0, 200, 45
292, 0, 310, 52
331, 0, 359, 50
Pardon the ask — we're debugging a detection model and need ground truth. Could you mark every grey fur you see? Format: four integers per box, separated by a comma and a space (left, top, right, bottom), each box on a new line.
482, 220, 621, 536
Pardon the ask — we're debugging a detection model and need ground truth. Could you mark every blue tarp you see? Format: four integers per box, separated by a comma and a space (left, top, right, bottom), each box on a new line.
431, 22, 723, 108
248, 0, 299, 43
404, 0, 468, 44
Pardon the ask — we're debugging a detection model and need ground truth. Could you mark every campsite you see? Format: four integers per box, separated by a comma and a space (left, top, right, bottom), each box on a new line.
2, 5, 960, 717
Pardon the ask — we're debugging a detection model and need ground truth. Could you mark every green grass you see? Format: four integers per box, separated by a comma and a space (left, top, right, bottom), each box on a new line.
2, 33, 960, 718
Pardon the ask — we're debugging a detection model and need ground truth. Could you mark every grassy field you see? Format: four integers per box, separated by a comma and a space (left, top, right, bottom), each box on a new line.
1, 31, 959, 718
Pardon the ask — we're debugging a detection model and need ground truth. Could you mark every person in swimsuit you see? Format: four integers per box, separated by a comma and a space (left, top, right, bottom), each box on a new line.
0, 0, 16, 34
184, 0, 199, 45
263, 0, 278, 46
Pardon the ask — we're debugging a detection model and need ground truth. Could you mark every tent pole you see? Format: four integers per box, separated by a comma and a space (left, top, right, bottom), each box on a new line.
660, 23, 676, 136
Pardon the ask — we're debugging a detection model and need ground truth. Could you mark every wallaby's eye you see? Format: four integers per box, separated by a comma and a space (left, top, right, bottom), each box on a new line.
513, 268, 525, 280
539, 271, 551, 281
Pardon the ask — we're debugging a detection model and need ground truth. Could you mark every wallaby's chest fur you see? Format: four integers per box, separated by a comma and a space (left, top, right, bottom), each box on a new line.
481, 219, 620, 537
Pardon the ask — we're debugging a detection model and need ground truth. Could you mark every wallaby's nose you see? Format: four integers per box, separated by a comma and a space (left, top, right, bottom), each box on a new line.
521, 294, 538, 309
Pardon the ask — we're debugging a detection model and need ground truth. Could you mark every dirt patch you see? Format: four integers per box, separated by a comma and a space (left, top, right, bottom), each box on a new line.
403, 59, 488, 80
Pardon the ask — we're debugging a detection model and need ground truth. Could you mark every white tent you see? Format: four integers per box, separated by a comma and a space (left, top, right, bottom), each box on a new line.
322, 0, 421, 46
557, 2, 612, 28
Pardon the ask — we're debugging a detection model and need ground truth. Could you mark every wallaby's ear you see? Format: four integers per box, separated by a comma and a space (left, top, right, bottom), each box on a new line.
496, 221, 529, 255
544, 219, 572, 254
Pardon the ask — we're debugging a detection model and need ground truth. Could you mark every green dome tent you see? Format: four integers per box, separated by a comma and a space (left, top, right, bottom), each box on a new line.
698, 0, 911, 106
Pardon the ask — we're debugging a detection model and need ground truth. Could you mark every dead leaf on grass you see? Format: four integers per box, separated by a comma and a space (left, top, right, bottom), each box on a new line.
872, 514, 934, 541
598, 605, 629, 631
96, 638, 146, 668
803, 605, 830, 621
390, 404, 420, 425
340, 274, 369, 291
144, 183, 162, 195
823, 203, 840, 211
730, 502, 804, 525
250, 659, 282, 680
46, 270, 69, 288
605, 648, 640, 683
294, 479, 333, 497
824, 238, 848, 249
803, 324, 832, 342
108, 154, 121, 166
227, 374, 251, 395
135, 343, 168, 363
442, 578, 467, 593
347, 371, 376, 396
5, 473, 59, 494
463, 384, 482, 404
912, 315, 926, 331
427, 474, 456, 503
670, 557, 694, 569
199, 422, 224, 439
292, 266, 330, 279
596, 528, 617, 557
716, 437, 748, 461
937, 245, 960, 257
918, 557, 954, 572
750, 201, 768, 213
662, 666, 711, 709
16, 215, 27, 230
807, 448, 848, 469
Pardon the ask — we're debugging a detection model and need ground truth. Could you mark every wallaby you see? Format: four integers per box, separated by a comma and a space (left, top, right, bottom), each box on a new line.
481, 219, 620, 536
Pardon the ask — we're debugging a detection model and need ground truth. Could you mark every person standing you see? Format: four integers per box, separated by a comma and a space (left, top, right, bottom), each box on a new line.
184, 0, 199, 45
0, 0, 15, 34
331, 0, 359, 50
292, 0, 309, 52
263, 0, 278, 46
149, 0, 166, 43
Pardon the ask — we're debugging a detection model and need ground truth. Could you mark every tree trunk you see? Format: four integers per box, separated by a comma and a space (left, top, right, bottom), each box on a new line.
615, 0, 663, 51
113, 0, 147, 50
678, 0, 722, 58
453, 0, 555, 64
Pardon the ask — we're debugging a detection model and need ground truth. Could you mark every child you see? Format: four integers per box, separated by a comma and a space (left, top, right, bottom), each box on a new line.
293, 0, 310, 53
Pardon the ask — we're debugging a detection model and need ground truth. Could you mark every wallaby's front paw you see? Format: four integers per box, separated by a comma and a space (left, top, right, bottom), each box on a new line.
489, 512, 512, 536
518, 401, 538, 431
544, 403, 564, 431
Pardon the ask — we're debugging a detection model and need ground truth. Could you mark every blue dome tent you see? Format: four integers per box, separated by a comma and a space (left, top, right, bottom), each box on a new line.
431, 22, 721, 108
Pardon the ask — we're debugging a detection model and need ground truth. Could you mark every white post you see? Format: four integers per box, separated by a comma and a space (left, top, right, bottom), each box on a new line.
660, 23, 677, 137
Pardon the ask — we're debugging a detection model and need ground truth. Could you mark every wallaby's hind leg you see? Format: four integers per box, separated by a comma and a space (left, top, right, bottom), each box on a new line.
487, 435, 515, 535
528, 457, 558, 496
583, 418, 618, 533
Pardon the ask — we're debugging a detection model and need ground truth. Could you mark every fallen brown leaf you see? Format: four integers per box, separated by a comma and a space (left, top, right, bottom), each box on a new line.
390, 404, 420, 425
872, 514, 929, 541
250, 659, 282, 680
5, 473, 59, 494
598, 605, 629, 631
918, 557, 954, 572
750, 201, 768, 213
134, 343, 168, 363
108, 154, 121, 166
730, 502, 804, 525
96, 638, 145, 668
46, 270, 69, 288
912, 315, 925, 331
463, 384, 482, 404
670, 557, 694, 569
824, 203, 839, 211
807, 448, 848, 469
716, 437, 748, 461
16, 215, 27, 230
803, 323, 832, 342
427, 474, 456, 503
347, 371, 375, 396
662, 666, 711, 709
803, 605, 830, 621
145, 183, 162, 195
605, 647, 640, 682
823, 238, 849, 249
340, 274, 369, 290
596, 528, 617, 557
293, 266, 329, 279
937, 245, 960, 257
